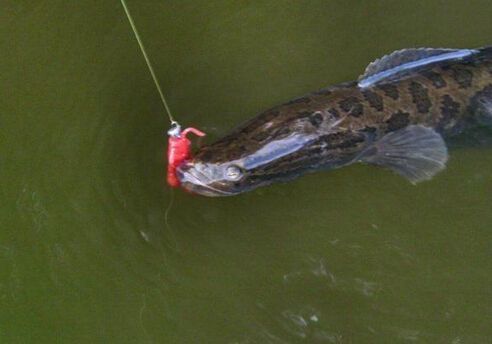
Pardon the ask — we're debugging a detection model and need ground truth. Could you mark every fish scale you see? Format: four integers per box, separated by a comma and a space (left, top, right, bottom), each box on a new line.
177, 46, 492, 196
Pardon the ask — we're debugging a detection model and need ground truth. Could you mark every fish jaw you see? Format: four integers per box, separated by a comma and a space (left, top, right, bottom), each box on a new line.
176, 162, 238, 197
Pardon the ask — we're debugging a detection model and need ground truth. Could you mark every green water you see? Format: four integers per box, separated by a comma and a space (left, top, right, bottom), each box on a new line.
2, 1, 492, 342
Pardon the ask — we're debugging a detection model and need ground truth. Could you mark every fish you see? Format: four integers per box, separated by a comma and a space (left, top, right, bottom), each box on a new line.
176, 46, 492, 196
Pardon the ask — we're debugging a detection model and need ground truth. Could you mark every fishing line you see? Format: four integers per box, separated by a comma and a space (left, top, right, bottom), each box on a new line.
120, 0, 176, 125
120, 0, 181, 250
163, 188, 180, 252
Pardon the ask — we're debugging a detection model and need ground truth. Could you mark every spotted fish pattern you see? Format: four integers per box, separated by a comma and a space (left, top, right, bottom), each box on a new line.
177, 46, 492, 196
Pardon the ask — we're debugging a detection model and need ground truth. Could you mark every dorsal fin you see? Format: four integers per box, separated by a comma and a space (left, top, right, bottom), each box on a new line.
358, 48, 478, 88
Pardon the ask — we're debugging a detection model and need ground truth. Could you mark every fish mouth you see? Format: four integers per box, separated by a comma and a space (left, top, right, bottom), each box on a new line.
176, 163, 235, 197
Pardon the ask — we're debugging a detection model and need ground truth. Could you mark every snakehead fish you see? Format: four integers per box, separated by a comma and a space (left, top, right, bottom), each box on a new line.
177, 47, 492, 196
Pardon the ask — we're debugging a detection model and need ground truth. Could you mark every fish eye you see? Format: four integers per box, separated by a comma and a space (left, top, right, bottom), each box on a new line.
224, 165, 243, 181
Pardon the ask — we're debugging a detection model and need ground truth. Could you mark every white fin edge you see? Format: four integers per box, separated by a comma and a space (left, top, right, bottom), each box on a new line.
358, 49, 478, 88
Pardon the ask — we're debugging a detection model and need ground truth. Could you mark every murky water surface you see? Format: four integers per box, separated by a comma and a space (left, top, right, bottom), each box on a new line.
2, 1, 492, 342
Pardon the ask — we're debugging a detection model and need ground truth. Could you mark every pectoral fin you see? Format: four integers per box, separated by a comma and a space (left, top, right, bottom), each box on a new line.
357, 125, 448, 184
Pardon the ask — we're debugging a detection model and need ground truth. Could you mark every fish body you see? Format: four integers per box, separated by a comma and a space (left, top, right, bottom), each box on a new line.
177, 47, 492, 196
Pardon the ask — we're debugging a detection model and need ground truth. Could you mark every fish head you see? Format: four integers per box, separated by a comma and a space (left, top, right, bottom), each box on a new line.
175, 110, 321, 196
176, 130, 320, 196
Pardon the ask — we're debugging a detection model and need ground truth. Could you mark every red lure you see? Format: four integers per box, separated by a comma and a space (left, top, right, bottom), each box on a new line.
167, 125, 206, 187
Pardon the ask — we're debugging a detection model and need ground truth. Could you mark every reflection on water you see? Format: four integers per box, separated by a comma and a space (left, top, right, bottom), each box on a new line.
2, 0, 492, 342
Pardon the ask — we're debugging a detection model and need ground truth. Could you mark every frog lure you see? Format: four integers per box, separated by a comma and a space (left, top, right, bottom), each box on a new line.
166, 123, 205, 188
